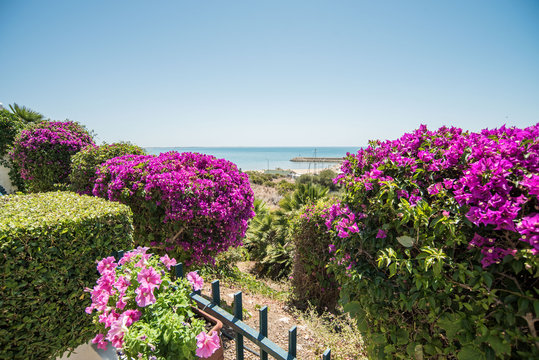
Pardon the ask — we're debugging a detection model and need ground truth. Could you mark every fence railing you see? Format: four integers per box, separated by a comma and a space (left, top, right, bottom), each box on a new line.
174, 263, 332, 360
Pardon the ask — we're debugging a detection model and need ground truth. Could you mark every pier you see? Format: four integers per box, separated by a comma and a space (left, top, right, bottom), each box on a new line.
290, 157, 343, 163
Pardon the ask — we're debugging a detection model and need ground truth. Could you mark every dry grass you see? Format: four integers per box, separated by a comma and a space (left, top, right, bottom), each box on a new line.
293, 306, 367, 360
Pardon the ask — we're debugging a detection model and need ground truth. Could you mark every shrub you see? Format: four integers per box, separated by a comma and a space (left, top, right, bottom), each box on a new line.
297, 169, 340, 191
0, 191, 133, 360
0, 109, 26, 191
93, 152, 255, 264
70, 142, 146, 195
10, 121, 94, 192
291, 198, 340, 312
0, 109, 24, 158
327, 125, 538, 359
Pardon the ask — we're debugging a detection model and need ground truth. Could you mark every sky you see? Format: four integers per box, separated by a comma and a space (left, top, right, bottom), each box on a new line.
1, 0, 538, 147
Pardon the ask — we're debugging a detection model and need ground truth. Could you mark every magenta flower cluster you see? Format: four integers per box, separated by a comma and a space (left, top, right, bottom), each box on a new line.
10, 121, 94, 190
92, 151, 255, 264
335, 124, 538, 267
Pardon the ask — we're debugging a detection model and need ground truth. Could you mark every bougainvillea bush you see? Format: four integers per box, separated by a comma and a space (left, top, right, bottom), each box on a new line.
325, 124, 538, 359
86, 248, 220, 359
10, 121, 94, 192
70, 142, 146, 195
93, 152, 255, 264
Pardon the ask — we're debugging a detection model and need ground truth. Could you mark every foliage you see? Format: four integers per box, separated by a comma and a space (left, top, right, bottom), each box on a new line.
0, 109, 26, 191
0, 191, 133, 360
277, 179, 295, 195
291, 198, 340, 312
245, 171, 281, 186
93, 152, 255, 265
10, 120, 95, 192
87, 249, 220, 360
277, 182, 329, 218
0, 109, 24, 158
8, 103, 45, 124
245, 183, 330, 279
326, 125, 539, 359
70, 142, 146, 195
296, 169, 340, 191
244, 200, 291, 278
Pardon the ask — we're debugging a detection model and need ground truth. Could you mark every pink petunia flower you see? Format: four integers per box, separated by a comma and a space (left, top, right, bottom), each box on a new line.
187, 271, 204, 291
135, 285, 156, 307
137, 267, 162, 290
92, 333, 108, 350
97, 256, 117, 275
195, 331, 221, 358
160, 254, 177, 270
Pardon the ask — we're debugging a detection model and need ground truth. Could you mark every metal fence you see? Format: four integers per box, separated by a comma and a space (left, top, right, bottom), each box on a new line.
174, 263, 332, 360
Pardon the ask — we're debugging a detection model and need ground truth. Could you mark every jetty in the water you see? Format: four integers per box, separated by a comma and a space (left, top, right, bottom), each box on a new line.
290, 157, 343, 163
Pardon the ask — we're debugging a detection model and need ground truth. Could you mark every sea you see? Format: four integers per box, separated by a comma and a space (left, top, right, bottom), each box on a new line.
145, 147, 360, 171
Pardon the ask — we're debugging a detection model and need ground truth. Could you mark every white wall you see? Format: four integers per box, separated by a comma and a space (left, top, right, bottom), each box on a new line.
0, 156, 17, 194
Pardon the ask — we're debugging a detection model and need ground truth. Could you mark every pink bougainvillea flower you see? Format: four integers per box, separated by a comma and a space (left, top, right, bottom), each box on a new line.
137, 267, 162, 290
135, 285, 156, 307
187, 271, 204, 291
328, 244, 336, 253
195, 331, 221, 358
92, 333, 108, 350
160, 254, 177, 270
97, 256, 117, 275
376, 229, 387, 239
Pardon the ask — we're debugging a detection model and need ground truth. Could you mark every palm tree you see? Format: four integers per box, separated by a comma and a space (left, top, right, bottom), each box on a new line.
276, 182, 329, 219
9, 103, 45, 123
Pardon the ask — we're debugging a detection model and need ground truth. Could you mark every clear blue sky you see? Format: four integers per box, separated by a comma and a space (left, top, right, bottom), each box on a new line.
1, 0, 538, 146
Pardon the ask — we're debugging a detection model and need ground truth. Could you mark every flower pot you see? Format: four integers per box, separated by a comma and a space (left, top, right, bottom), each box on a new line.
193, 307, 225, 360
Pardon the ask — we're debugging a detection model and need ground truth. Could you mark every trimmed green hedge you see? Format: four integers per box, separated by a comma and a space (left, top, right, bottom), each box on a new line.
0, 192, 134, 360
70, 142, 146, 195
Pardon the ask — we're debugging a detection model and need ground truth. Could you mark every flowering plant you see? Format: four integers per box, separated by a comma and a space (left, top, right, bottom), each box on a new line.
323, 124, 538, 358
86, 247, 221, 360
92, 152, 255, 264
10, 120, 94, 192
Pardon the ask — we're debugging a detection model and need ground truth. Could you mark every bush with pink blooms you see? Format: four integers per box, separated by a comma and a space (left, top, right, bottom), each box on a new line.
86, 248, 221, 360
93, 152, 255, 264
10, 120, 94, 192
325, 125, 538, 359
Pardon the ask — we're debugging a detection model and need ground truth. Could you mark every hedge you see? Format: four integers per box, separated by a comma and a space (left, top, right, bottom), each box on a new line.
291, 198, 340, 312
0, 192, 133, 359
70, 142, 146, 195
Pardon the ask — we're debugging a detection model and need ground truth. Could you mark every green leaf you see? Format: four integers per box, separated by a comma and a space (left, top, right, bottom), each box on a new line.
343, 301, 362, 317
487, 335, 510, 356
397, 235, 415, 248
457, 345, 484, 360
437, 314, 461, 341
